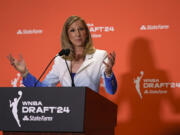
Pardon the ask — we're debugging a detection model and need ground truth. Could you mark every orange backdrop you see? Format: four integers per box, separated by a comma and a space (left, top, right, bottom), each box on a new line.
0, 0, 180, 135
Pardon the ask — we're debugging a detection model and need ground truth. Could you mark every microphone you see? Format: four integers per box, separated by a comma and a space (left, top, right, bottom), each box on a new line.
34, 49, 70, 87
64, 49, 70, 56
58, 49, 70, 56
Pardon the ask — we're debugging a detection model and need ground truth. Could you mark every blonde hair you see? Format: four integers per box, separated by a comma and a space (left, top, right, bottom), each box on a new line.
61, 16, 95, 60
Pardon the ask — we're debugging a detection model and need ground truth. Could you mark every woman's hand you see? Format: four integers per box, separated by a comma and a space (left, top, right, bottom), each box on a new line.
103, 51, 116, 77
7, 54, 28, 77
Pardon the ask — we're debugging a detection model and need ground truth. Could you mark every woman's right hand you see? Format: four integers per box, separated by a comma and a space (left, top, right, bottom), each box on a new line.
7, 54, 28, 77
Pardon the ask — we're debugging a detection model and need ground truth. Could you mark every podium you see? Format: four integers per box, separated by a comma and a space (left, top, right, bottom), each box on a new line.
0, 87, 117, 135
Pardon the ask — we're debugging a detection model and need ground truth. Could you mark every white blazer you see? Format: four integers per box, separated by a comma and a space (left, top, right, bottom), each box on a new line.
42, 49, 109, 93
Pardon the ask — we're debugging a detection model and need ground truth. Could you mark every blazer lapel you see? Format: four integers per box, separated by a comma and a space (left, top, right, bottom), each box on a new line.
76, 54, 94, 74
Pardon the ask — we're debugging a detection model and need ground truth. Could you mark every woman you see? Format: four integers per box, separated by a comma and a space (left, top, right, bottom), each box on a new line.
7, 16, 117, 94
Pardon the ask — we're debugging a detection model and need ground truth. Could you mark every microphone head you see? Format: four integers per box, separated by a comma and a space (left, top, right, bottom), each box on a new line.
64, 49, 70, 56
58, 49, 65, 56
58, 49, 70, 56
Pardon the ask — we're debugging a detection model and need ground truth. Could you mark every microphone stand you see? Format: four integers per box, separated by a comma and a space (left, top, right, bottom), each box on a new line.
34, 55, 57, 87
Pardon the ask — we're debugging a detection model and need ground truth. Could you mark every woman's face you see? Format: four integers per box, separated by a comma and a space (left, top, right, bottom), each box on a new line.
68, 20, 87, 47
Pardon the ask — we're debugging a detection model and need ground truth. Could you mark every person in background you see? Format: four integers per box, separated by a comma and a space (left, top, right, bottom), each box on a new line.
7, 16, 117, 95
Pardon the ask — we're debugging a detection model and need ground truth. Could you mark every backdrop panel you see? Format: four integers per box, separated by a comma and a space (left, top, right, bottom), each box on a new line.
0, 0, 180, 135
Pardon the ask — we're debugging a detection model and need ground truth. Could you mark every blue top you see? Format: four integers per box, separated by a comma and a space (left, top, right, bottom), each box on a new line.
71, 73, 76, 84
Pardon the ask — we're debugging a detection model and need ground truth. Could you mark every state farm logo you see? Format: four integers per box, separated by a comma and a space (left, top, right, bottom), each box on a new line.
17, 29, 43, 35
133, 71, 180, 99
87, 23, 115, 38
140, 24, 169, 31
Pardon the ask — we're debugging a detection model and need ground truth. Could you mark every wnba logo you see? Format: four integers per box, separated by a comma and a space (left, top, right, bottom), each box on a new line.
134, 71, 144, 99
9, 91, 23, 127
